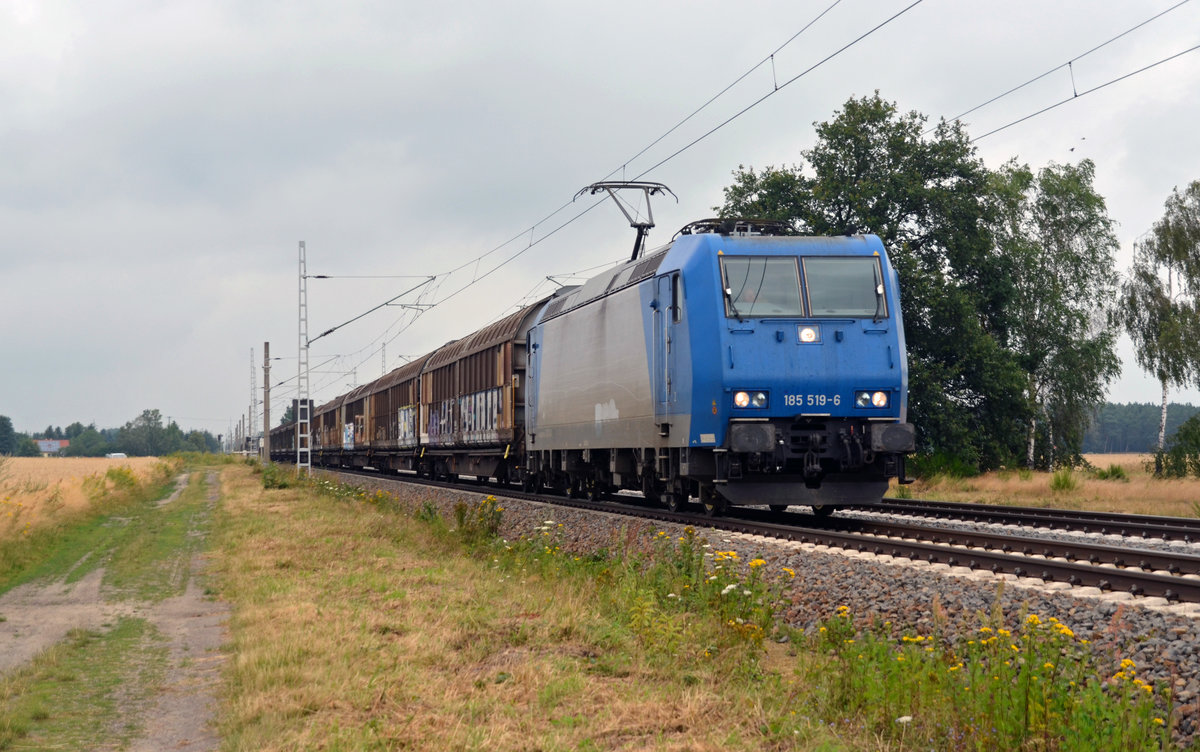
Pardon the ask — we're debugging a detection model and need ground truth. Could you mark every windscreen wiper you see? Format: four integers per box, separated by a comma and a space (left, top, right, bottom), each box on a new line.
872, 264, 884, 324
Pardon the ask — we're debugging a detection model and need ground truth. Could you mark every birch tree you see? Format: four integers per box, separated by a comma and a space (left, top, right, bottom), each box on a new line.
1120, 180, 1200, 453
991, 159, 1121, 468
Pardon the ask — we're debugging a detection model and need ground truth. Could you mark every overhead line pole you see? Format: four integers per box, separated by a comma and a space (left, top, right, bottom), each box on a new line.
263, 342, 270, 463
249, 347, 257, 453
297, 241, 311, 475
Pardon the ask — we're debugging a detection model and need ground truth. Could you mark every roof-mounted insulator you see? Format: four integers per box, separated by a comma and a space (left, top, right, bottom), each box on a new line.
675, 218, 793, 238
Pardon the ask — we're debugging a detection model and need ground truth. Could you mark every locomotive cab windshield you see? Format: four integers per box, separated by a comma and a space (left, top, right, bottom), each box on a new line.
802, 256, 887, 318
721, 256, 804, 319
720, 254, 888, 319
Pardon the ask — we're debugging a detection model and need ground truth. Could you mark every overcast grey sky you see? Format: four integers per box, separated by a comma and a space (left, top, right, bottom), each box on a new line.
3, 0, 1199, 437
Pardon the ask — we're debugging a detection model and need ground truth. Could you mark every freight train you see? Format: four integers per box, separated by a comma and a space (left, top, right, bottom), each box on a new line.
270, 217, 915, 515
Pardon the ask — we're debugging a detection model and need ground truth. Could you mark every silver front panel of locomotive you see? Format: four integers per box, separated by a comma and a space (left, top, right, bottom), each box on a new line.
534, 285, 662, 448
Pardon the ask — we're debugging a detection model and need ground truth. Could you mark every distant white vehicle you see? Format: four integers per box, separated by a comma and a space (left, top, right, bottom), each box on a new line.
105, 452, 128, 459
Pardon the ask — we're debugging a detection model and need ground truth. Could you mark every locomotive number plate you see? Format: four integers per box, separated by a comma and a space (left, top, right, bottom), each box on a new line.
784, 393, 841, 408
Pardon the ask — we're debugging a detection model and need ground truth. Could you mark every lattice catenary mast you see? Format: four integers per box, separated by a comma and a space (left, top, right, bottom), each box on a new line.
297, 241, 311, 474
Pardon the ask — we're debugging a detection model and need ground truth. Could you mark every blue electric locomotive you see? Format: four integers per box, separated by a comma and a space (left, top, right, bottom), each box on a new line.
269, 216, 914, 516
524, 218, 914, 514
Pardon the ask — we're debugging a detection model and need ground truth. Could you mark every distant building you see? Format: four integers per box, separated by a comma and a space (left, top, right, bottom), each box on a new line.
35, 439, 69, 456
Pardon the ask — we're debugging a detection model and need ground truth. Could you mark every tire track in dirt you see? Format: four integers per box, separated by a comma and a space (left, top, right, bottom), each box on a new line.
0, 469, 229, 751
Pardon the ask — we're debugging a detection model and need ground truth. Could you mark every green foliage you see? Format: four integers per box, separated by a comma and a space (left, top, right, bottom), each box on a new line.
414, 500, 441, 524
1171, 412, 1200, 452
1120, 180, 1200, 448
992, 159, 1122, 468
1093, 464, 1128, 481
1050, 468, 1080, 492
259, 463, 296, 489
1083, 402, 1200, 452
170, 451, 237, 467
1143, 414, 1200, 478
1147, 449, 1200, 479
908, 451, 979, 479
798, 605, 1174, 751
60, 427, 112, 457
451, 495, 502, 547
14, 437, 40, 457
0, 415, 15, 455
116, 409, 170, 456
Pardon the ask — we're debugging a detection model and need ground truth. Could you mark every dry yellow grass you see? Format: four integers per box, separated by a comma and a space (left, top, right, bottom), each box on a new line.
892, 453, 1200, 518
214, 466, 846, 751
0, 456, 165, 540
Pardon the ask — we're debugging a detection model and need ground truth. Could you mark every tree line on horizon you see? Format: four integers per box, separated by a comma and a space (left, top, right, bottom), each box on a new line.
717, 92, 1200, 472
4, 401, 1197, 462
0, 409, 220, 457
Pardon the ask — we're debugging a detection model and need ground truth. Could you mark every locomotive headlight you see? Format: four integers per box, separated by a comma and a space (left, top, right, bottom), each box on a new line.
856, 390, 890, 408
798, 325, 820, 343
733, 391, 769, 408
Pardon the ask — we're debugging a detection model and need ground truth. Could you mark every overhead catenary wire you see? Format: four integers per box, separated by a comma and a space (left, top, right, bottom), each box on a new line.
934, 0, 1194, 134
972, 42, 1200, 142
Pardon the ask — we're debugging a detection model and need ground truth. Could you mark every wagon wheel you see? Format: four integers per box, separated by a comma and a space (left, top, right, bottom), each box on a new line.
768, 504, 789, 514
641, 472, 661, 506
666, 488, 689, 513
810, 504, 834, 518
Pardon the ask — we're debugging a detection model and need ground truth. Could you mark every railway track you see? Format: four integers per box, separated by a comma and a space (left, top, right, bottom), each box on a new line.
330, 468, 1200, 605
852, 497, 1200, 542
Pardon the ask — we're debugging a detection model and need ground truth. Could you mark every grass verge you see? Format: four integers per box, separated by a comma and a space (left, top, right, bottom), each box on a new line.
215, 465, 1185, 751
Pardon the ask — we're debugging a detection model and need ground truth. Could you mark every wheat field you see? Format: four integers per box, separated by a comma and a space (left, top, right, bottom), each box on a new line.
0, 456, 165, 541
894, 453, 1200, 517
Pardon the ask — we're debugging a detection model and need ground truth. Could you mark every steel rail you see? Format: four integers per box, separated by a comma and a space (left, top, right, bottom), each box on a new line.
851, 498, 1200, 542
742, 508, 1200, 576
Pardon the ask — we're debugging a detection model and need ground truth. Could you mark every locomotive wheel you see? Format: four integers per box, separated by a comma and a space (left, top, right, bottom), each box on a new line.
700, 485, 725, 517
811, 504, 834, 518
768, 504, 789, 514
586, 480, 605, 502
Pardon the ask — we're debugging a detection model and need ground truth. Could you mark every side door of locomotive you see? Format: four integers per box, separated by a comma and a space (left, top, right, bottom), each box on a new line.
652, 273, 680, 433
